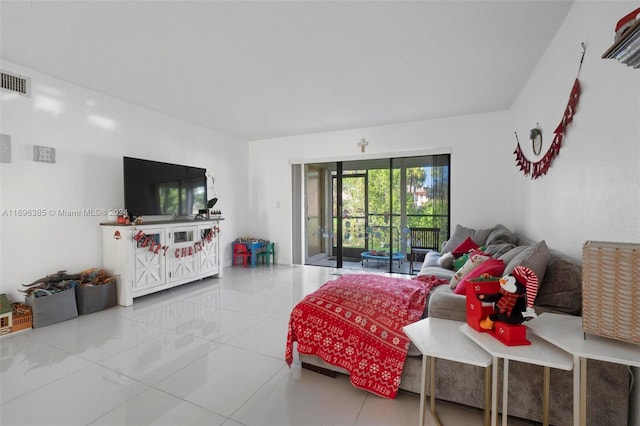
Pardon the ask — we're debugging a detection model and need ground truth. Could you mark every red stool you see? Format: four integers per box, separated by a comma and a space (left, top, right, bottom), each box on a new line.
233, 243, 251, 267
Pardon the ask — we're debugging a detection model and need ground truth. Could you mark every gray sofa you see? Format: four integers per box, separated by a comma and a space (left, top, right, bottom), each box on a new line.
299, 224, 632, 425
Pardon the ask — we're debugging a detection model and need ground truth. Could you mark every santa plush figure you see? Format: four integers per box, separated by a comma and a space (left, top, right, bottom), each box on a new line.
477, 265, 538, 330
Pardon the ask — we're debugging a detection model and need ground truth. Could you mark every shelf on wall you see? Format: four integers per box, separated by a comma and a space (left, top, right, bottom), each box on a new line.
602, 15, 640, 68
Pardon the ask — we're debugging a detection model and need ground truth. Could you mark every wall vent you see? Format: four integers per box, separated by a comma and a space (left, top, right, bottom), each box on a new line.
1, 70, 31, 97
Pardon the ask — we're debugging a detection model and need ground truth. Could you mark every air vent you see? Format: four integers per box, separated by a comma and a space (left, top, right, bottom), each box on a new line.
1, 70, 31, 97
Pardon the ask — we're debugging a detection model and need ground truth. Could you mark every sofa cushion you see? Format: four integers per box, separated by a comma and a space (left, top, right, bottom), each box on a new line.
449, 254, 490, 289
422, 251, 441, 268
418, 266, 456, 281
437, 252, 455, 269
427, 291, 468, 322
534, 256, 582, 315
498, 245, 527, 265
453, 247, 487, 270
441, 225, 476, 253
503, 240, 550, 286
452, 253, 470, 271
485, 242, 516, 258
470, 227, 494, 247
441, 224, 494, 254
454, 258, 506, 295
485, 224, 517, 246
453, 253, 471, 271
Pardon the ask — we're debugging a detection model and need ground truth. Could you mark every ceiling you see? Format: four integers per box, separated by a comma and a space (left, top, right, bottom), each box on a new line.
0, 1, 574, 141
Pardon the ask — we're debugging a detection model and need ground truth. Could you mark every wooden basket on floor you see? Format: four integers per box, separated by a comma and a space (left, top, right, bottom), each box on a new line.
582, 241, 640, 344
11, 303, 32, 332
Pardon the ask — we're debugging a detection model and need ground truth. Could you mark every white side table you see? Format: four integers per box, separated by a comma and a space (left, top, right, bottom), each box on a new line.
461, 324, 573, 426
527, 312, 640, 426
403, 318, 493, 426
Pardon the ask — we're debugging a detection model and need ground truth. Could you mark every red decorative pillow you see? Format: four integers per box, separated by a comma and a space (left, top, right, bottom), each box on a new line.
452, 236, 479, 256
454, 258, 506, 295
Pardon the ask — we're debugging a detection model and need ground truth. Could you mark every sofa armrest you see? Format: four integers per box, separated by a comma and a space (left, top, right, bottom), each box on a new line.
428, 292, 467, 322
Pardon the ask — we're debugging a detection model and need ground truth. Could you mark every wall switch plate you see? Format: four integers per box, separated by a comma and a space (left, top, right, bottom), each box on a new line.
0, 134, 10, 163
33, 145, 55, 163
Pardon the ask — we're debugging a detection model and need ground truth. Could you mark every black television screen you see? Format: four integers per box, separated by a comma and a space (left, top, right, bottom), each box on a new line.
123, 157, 207, 219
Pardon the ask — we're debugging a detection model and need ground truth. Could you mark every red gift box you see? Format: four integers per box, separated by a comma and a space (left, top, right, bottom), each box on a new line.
465, 279, 500, 332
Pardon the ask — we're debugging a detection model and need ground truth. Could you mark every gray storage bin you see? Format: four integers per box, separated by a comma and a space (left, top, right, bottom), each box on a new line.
76, 281, 116, 315
25, 287, 78, 328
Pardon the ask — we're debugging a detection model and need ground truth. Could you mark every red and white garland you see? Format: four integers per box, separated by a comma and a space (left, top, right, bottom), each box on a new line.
131, 226, 220, 259
514, 78, 581, 179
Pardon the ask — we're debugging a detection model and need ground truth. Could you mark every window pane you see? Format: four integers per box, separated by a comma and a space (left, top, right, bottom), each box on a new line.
305, 153, 450, 274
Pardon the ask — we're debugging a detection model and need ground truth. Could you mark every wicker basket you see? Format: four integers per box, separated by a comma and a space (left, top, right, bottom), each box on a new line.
582, 241, 640, 344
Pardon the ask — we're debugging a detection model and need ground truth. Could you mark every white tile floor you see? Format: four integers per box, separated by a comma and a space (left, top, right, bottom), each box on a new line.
1, 265, 534, 426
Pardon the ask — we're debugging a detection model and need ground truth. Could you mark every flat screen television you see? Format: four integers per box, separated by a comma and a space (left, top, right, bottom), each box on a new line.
123, 156, 207, 219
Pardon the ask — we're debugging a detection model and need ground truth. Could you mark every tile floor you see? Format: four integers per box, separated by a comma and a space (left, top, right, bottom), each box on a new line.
306, 257, 416, 275
1, 265, 534, 426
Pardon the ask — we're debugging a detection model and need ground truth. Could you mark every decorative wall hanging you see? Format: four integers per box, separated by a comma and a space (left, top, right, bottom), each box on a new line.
513, 43, 586, 179
358, 138, 369, 153
530, 123, 543, 156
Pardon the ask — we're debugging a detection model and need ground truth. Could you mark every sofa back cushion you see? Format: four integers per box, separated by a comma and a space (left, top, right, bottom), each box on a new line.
498, 245, 527, 265
441, 224, 494, 254
484, 242, 517, 258
534, 255, 583, 315
502, 240, 550, 286
485, 224, 517, 246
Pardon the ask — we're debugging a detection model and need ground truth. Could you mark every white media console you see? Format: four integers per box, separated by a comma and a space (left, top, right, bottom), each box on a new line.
101, 219, 222, 306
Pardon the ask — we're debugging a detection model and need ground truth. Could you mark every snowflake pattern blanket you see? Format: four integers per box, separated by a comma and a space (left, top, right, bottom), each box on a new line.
285, 274, 447, 398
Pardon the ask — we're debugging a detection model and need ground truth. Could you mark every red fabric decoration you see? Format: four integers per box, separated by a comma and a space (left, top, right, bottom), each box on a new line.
514, 78, 581, 179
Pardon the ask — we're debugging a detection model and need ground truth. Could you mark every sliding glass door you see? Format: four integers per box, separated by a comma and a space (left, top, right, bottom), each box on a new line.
305, 165, 324, 259
302, 154, 450, 274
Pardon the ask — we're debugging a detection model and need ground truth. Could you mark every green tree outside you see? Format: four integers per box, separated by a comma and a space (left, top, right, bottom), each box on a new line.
333, 160, 449, 255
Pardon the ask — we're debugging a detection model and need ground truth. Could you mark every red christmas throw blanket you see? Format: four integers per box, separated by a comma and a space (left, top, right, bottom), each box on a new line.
285, 274, 447, 398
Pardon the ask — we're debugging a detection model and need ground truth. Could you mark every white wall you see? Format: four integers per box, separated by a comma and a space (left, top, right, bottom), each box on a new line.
247, 0, 640, 265
511, 0, 640, 259
0, 61, 249, 302
248, 5, 640, 422
511, 2, 640, 424
248, 110, 517, 265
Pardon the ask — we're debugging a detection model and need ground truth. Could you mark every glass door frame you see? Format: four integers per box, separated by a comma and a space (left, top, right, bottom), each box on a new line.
299, 153, 450, 274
